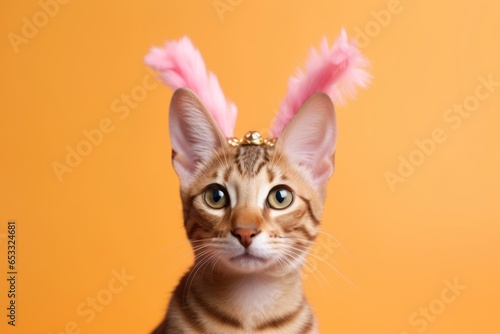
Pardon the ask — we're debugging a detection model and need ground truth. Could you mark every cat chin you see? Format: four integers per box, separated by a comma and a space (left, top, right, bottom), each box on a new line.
220, 254, 274, 274
220, 256, 299, 276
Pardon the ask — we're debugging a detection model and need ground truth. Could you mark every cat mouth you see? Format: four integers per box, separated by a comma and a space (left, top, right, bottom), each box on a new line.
230, 253, 267, 262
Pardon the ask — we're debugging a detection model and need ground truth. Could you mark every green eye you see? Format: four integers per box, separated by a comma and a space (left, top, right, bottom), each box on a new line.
267, 186, 293, 210
203, 184, 229, 209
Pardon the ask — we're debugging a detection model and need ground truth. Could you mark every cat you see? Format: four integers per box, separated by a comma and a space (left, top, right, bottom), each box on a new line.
146, 31, 369, 333
151, 87, 337, 334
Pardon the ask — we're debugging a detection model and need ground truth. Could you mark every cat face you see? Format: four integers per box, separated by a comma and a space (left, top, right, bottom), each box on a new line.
181, 144, 323, 274
169, 88, 337, 275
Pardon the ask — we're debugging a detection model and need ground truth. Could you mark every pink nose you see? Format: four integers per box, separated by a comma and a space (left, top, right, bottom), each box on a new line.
231, 228, 260, 248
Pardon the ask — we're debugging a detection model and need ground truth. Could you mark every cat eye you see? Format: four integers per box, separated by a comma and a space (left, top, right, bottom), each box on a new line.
203, 184, 229, 209
267, 186, 294, 210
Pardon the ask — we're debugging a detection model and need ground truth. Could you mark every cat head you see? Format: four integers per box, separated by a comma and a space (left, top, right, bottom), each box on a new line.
145, 31, 369, 275
170, 87, 336, 274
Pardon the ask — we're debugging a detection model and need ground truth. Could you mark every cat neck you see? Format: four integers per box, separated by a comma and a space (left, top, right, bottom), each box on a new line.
200, 267, 302, 291
190, 267, 305, 323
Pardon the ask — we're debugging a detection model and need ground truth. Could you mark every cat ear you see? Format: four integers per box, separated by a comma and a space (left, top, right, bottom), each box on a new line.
169, 88, 227, 187
275, 93, 337, 188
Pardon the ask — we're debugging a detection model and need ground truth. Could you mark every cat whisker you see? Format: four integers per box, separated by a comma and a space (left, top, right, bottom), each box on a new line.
278, 236, 343, 257
278, 236, 347, 271
273, 251, 295, 275
270, 142, 285, 167
166, 249, 211, 283
153, 239, 191, 263
317, 230, 350, 257
277, 247, 333, 302
148, 239, 196, 280
285, 244, 358, 289
278, 247, 332, 297
150, 237, 216, 269
175, 245, 215, 270
212, 149, 227, 171
184, 252, 217, 302
278, 250, 311, 281
163, 242, 212, 264
209, 255, 223, 281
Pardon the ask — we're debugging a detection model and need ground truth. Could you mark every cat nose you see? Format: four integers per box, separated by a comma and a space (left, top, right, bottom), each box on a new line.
231, 227, 260, 248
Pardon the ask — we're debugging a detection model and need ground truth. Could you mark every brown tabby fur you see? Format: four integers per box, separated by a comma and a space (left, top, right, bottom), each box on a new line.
153, 145, 324, 333
152, 88, 336, 334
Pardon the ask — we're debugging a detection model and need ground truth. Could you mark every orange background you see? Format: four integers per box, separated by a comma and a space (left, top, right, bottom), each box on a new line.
1, 0, 499, 333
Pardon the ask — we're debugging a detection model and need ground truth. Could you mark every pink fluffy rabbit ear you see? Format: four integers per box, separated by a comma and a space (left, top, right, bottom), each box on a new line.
145, 36, 237, 187
272, 29, 370, 189
271, 28, 370, 137
145, 36, 237, 137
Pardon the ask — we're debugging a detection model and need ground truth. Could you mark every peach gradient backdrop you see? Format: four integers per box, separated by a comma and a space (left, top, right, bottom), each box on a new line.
1, 0, 499, 333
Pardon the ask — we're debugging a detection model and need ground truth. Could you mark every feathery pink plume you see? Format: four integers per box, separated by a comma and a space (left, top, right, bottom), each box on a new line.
271, 29, 371, 137
145, 36, 237, 137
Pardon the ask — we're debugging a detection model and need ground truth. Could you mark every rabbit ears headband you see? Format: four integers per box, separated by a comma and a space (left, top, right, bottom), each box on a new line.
144, 29, 370, 141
